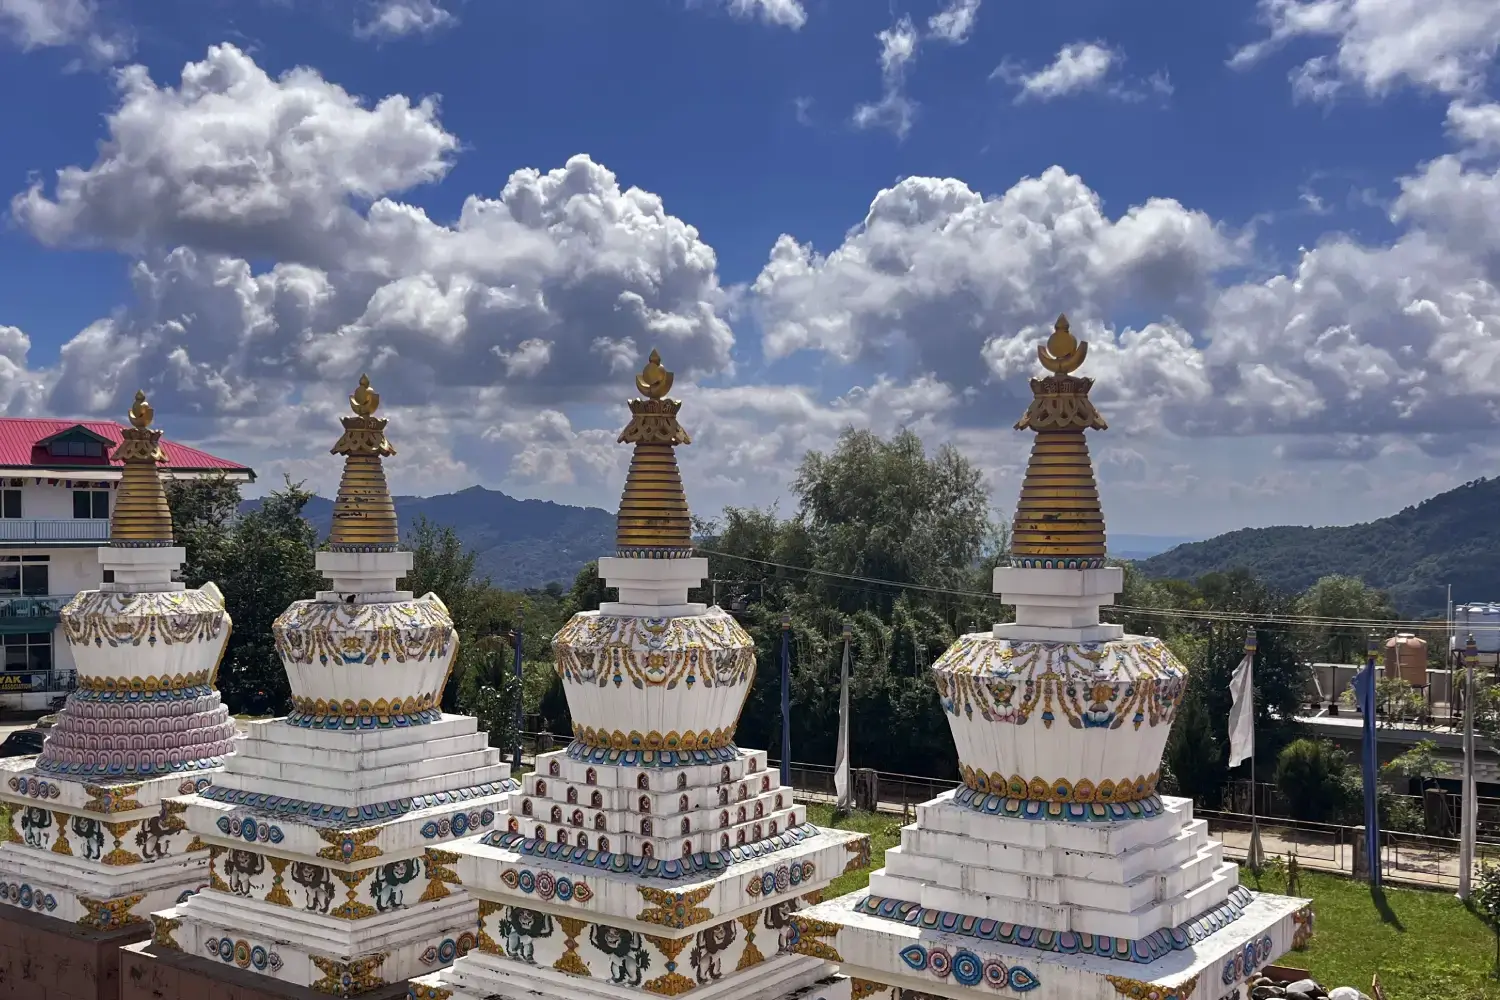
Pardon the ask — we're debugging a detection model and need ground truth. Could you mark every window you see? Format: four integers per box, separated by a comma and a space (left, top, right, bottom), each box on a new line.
2, 633, 52, 674
0, 557, 48, 597
102, 570, 115, 584
73, 491, 109, 520
0, 491, 18, 519
47, 439, 103, 458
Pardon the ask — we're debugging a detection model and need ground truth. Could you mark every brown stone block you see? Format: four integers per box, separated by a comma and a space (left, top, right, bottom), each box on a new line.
121, 947, 178, 1000
121, 943, 408, 1000
0, 905, 149, 1000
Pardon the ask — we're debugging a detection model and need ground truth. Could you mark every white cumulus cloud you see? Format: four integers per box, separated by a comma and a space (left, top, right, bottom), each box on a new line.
0, 0, 130, 64
355, 0, 456, 41
723, 0, 807, 29
996, 42, 1120, 102
928, 0, 981, 44
1230, 0, 1500, 100
852, 15, 920, 139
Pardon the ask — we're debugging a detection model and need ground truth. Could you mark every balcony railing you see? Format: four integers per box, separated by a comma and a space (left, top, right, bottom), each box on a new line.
0, 596, 66, 619
0, 519, 110, 543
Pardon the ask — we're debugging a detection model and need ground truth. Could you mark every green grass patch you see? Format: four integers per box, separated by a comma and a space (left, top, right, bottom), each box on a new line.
806, 804, 903, 899
1242, 867, 1498, 1000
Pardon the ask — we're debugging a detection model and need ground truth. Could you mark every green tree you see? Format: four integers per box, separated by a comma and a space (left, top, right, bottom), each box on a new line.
165, 475, 240, 586
567, 560, 610, 614
1296, 574, 1397, 663
791, 428, 1001, 617
1274, 738, 1358, 822
1162, 683, 1220, 802
1382, 739, 1452, 787
170, 478, 324, 716
402, 517, 515, 713
1168, 571, 1309, 798
455, 635, 523, 753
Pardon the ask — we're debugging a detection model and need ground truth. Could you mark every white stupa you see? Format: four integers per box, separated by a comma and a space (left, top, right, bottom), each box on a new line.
144, 376, 517, 996
0, 390, 236, 934
410, 350, 870, 1000
788, 317, 1315, 1000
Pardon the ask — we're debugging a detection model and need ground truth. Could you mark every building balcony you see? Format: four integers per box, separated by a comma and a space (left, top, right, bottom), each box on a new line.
0, 519, 109, 544
0, 596, 66, 622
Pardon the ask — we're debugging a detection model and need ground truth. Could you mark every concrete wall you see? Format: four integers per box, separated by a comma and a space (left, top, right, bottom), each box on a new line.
11, 483, 110, 521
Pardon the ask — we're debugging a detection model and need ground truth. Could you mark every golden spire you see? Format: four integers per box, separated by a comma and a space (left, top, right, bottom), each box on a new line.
1010, 315, 1108, 568
328, 374, 399, 551
616, 349, 693, 556
109, 390, 175, 546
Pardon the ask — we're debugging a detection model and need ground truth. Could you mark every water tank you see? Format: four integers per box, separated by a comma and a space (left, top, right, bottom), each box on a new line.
1383, 633, 1428, 686
1454, 604, 1500, 654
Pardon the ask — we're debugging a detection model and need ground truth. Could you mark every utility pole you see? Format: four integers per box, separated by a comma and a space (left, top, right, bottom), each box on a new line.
511, 612, 525, 772
1458, 633, 1477, 901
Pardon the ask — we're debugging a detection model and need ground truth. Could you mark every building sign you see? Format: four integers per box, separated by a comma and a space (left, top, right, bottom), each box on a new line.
0, 674, 37, 691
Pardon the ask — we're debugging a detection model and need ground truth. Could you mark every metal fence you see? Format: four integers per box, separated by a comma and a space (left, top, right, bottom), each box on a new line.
0, 519, 109, 543
0, 597, 65, 619
1198, 808, 1500, 888
1224, 778, 1500, 840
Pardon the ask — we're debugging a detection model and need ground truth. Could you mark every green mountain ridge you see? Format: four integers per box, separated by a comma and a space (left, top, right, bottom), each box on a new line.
241, 485, 614, 591
1136, 476, 1500, 617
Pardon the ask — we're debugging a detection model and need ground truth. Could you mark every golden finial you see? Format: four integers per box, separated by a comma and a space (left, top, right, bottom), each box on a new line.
616, 349, 693, 556
328, 375, 399, 551
1038, 314, 1087, 374
635, 350, 673, 400
127, 390, 153, 429
1010, 315, 1107, 569
351, 374, 380, 417
110, 390, 173, 546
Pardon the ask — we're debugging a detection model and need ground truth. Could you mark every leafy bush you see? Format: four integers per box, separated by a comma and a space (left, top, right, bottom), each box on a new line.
1275, 738, 1358, 822
1473, 859, 1500, 978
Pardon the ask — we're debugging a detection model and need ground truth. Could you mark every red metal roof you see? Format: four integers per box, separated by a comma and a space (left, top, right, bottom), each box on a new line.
0, 418, 253, 476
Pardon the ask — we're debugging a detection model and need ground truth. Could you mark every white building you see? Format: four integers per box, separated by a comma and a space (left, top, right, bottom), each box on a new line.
0, 417, 253, 709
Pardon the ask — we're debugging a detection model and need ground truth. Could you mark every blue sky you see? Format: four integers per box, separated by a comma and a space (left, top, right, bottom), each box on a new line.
1, 0, 1499, 539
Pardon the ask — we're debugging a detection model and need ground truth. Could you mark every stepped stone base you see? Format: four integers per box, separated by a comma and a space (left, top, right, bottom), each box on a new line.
0, 902, 146, 1000
120, 941, 408, 1000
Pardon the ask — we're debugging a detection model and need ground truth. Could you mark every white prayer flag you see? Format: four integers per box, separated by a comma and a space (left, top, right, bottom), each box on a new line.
834, 628, 852, 811
1228, 649, 1255, 768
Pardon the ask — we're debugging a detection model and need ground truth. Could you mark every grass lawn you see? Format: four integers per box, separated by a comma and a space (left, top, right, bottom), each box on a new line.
810, 806, 1500, 1000
807, 804, 903, 898
1243, 866, 1499, 1000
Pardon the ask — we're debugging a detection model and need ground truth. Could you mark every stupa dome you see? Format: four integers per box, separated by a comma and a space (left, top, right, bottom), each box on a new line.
553, 351, 757, 759
271, 375, 457, 728
37, 390, 236, 778
933, 316, 1189, 820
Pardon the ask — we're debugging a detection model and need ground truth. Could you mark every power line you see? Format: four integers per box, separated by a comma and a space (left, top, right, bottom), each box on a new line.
697, 547, 1493, 634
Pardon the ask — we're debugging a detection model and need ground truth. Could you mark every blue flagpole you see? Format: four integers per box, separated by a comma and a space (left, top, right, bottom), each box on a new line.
1358, 633, 1381, 886
780, 613, 791, 787
512, 621, 524, 771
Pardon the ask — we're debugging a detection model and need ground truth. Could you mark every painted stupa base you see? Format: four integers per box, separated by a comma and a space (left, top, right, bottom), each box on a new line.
410, 952, 853, 1000
0, 763, 218, 933
790, 793, 1314, 1000
150, 714, 518, 996
409, 745, 870, 1000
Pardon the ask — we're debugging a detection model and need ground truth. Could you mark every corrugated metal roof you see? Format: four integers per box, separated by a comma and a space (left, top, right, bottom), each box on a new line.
0, 418, 252, 476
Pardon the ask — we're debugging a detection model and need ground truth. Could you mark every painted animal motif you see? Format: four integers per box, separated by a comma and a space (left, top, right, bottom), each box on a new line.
689, 920, 737, 983
763, 900, 800, 953
369, 858, 422, 912
20, 807, 50, 848
499, 907, 553, 964
290, 862, 335, 913
71, 816, 104, 860
589, 924, 650, 986
223, 850, 264, 896
134, 811, 174, 860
